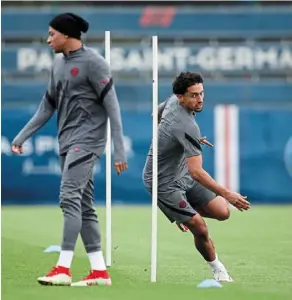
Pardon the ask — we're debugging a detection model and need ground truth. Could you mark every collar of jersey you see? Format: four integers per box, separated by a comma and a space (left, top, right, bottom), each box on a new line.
63, 45, 85, 60
178, 101, 194, 116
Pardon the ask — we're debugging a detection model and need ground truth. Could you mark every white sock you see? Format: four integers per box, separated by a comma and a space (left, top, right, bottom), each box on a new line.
207, 254, 226, 271
88, 251, 106, 270
56, 250, 74, 268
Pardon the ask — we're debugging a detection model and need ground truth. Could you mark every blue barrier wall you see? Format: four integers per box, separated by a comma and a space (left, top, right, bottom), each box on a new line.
1, 107, 215, 205
2, 82, 292, 107
2, 106, 292, 204
240, 109, 292, 203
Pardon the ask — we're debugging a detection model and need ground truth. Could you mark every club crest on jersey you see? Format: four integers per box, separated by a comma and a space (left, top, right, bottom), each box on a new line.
71, 67, 79, 77
179, 200, 187, 208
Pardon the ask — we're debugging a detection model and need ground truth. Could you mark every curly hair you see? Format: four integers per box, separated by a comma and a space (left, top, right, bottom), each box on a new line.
172, 72, 204, 95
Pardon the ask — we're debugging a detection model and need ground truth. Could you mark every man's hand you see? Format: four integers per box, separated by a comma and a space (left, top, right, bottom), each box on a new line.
11, 145, 23, 154
200, 136, 213, 148
114, 162, 128, 175
223, 191, 250, 211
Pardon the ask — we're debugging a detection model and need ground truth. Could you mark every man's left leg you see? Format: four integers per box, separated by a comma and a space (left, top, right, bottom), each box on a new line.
185, 183, 233, 282
71, 172, 111, 287
196, 196, 230, 221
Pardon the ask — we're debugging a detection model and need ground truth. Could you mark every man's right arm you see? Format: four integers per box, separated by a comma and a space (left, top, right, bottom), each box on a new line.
173, 122, 250, 210
173, 123, 228, 196
187, 155, 249, 210
12, 70, 56, 147
187, 155, 229, 197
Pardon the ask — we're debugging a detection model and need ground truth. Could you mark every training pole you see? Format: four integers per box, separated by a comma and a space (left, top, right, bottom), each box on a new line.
151, 35, 159, 283
105, 30, 112, 268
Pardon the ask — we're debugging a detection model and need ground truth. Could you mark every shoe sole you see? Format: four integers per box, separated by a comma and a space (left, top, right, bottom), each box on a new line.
37, 279, 71, 286
71, 279, 112, 287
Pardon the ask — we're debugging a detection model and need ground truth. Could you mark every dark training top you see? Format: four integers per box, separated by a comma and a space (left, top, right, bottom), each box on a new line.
13, 46, 126, 162
143, 95, 202, 191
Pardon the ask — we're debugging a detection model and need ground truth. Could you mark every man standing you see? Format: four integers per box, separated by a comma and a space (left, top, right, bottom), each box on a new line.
143, 72, 249, 282
11, 13, 127, 286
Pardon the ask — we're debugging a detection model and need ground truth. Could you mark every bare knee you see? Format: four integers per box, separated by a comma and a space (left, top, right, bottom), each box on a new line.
185, 214, 209, 238
216, 205, 230, 221
204, 196, 231, 221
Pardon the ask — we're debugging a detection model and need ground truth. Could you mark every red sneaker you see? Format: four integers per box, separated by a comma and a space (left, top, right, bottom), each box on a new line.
71, 270, 112, 287
37, 266, 72, 286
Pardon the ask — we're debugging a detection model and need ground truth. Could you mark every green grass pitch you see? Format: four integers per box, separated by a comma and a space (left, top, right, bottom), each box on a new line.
2, 205, 292, 300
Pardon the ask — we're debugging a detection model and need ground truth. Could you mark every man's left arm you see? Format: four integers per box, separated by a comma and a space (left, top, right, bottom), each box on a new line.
88, 55, 127, 174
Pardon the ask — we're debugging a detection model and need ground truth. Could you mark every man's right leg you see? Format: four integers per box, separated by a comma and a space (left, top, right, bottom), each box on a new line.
184, 215, 232, 282
158, 190, 232, 282
183, 214, 216, 262
158, 190, 216, 262
184, 183, 233, 282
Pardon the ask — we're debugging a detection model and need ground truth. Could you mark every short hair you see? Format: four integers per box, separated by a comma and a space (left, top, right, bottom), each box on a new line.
172, 72, 204, 95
